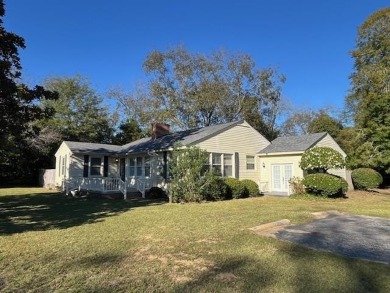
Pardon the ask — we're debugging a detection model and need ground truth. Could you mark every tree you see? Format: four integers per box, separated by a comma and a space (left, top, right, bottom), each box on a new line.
279, 109, 316, 136
118, 46, 285, 138
346, 8, 390, 173
112, 118, 144, 145
307, 112, 343, 139
170, 146, 214, 202
0, 0, 57, 184
41, 75, 114, 143
299, 147, 345, 173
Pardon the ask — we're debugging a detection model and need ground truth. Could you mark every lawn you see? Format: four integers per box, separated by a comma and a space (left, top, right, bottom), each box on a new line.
0, 188, 389, 292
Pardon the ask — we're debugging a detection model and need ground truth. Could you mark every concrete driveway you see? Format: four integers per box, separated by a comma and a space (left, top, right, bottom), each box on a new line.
275, 211, 390, 264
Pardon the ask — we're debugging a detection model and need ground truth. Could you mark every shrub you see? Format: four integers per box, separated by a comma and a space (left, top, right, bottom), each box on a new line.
302, 173, 348, 197
201, 172, 228, 201
288, 177, 305, 194
300, 147, 345, 173
241, 179, 260, 197
224, 178, 248, 199
351, 168, 383, 190
145, 187, 166, 199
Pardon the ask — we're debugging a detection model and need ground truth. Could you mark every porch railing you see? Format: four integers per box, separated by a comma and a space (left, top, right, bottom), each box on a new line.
63, 177, 151, 198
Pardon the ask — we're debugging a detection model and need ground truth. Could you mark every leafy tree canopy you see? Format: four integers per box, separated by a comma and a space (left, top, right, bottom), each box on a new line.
112, 118, 144, 145
114, 46, 285, 140
41, 75, 114, 143
346, 7, 390, 173
0, 0, 57, 184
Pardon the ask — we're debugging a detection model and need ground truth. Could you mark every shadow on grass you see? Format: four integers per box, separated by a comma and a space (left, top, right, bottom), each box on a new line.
278, 244, 390, 292
0, 191, 165, 235
173, 256, 276, 292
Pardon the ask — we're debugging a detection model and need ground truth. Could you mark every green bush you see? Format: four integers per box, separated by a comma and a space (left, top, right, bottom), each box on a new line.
240, 179, 260, 197
302, 173, 348, 197
224, 178, 248, 199
300, 147, 345, 173
145, 187, 166, 199
201, 172, 228, 201
351, 168, 383, 190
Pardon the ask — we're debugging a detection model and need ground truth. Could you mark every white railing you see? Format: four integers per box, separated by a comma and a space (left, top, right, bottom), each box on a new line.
136, 178, 152, 198
63, 177, 151, 198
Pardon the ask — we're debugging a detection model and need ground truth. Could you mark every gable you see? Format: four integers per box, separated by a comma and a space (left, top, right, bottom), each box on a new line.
194, 121, 270, 154
315, 133, 347, 157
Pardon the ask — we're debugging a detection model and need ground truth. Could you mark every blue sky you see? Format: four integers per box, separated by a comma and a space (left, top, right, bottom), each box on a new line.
4, 0, 389, 111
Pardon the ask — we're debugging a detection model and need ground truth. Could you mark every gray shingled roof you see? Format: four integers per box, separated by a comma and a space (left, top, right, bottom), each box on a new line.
258, 132, 327, 154
121, 120, 241, 154
65, 120, 241, 155
64, 141, 122, 154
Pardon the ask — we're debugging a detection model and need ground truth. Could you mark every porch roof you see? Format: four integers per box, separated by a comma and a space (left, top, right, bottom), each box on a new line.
258, 132, 327, 154
64, 141, 122, 155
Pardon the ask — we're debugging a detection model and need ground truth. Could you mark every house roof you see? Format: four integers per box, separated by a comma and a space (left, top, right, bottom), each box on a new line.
64, 120, 242, 155
121, 120, 241, 154
64, 141, 122, 154
258, 132, 327, 154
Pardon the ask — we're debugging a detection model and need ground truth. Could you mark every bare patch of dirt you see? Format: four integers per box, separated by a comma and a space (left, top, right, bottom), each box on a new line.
196, 238, 220, 244
311, 210, 344, 219
215, 272, 238, 282
249, 219, 291, 237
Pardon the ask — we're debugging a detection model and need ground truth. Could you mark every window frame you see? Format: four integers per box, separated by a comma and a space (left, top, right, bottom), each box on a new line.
246, 155, 255, 170
90, 156, 103, 177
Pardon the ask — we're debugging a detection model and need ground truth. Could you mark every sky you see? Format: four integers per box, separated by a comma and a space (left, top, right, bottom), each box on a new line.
4, 0, 389, 112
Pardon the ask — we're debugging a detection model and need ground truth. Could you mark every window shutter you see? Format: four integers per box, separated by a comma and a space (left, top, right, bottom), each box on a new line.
235, 152, 240, 179
104, 156, 109, 177
83, 155, 89, 177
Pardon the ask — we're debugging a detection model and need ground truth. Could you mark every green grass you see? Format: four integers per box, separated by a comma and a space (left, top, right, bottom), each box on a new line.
0, 188, 389, 292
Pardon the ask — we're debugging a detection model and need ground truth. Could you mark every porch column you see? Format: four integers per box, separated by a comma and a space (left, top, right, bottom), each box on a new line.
124, 155, 128, 200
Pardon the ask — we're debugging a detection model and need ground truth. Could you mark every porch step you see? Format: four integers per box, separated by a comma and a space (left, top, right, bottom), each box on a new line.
126, 190, 143, 198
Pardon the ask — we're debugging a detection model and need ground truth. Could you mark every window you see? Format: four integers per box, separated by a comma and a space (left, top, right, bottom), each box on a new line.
224, 154, 233, 177
128, 156, 150, 177
212, 153, 222, 175
144, 156, 151, 177
136, 157, 143, 176
90, 157, 102, 176
246, 155, 255, 170
129, 158, 135, 176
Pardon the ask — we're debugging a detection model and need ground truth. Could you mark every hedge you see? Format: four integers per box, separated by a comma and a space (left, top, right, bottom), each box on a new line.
302, 173, 348, 197
351, 168, 383, 190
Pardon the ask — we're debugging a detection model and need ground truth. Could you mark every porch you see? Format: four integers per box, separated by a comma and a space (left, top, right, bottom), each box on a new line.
63, 177, 153, 199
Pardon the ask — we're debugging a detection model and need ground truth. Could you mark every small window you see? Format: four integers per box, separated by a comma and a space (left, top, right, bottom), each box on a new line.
90, 157, 102, 176
144, 156, 151, 177
136, 157, 143, 176
129, 158, 135, 176
224, 154, 233, 177
212, 153, 222, 175
246, 156, 255, 170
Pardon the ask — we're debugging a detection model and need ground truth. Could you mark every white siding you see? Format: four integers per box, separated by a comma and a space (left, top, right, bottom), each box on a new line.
259, 154, 304, 192
316, 134, 347, 157
54, 142, 72, 187
195, 121, 270, 183
315, 134, 347, 179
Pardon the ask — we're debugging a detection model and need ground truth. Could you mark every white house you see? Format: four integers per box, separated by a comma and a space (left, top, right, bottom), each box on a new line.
55, 120, 348, 198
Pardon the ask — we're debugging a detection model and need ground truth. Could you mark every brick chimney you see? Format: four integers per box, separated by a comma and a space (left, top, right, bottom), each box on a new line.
152, 123, 170, 139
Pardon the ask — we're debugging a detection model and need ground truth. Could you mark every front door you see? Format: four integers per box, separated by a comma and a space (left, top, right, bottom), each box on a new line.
272, 164, 292, 192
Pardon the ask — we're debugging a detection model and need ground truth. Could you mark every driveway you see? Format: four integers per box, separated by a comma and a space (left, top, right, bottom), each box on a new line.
275, 211, 390, 264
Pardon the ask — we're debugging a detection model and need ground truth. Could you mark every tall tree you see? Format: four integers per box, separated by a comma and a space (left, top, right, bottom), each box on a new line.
112, 118, 144, 145
118, 46, 285, 139
307, 112, 343, 139
279, 109, 316, 136
0, 0, 57, 184
346, 8, 390, 173
41, 75, 114, 143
